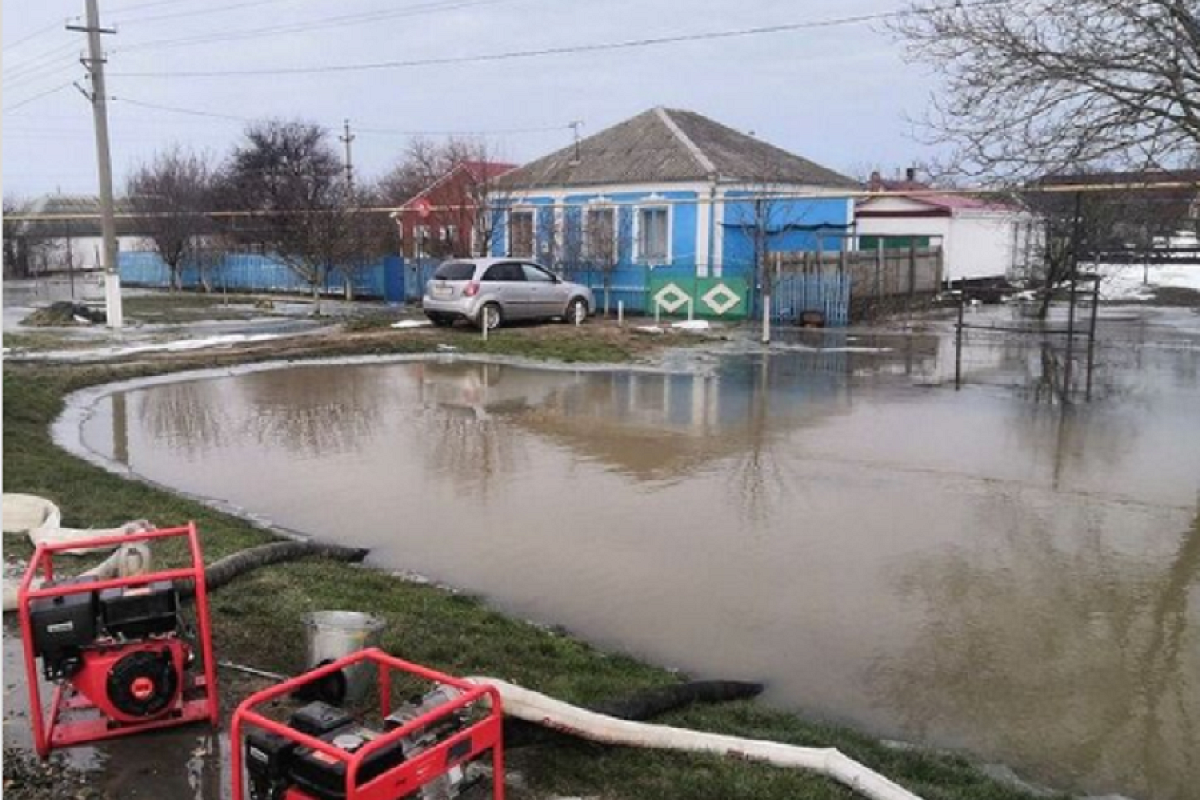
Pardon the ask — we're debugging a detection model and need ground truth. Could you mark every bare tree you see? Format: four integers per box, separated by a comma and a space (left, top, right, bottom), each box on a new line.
1017, 171, 1199, 316
126, 147, 214, 292
379, 136, 512, 259
220, 120, 356, 313
726, 162, 798, 338
893, 0, 1200, 179
585, 203, 619, 315
464, 141, 513, 258
335, 180, 400, 300
3, 195, 31, 278
3, 196, 67, 278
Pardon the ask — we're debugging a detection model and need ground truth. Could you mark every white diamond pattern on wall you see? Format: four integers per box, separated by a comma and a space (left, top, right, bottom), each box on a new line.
701, 283, 741, 315
654, 283, 690, 313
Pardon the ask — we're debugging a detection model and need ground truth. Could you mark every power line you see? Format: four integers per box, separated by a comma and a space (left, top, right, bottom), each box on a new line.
2, 19, 71, 52
112, 96, 249, 121
114, 0, 511, 53
356, 123, 572, 137
4, 82, 76, 114
5, 41, 81, 84
109, 95, 573, 137
106, 0, 206, 16
4, 56, 83, 94
111, 0, 302, 25
110, 0, 1014, 79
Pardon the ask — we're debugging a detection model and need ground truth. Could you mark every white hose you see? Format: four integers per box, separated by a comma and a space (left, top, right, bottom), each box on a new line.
3, 540, 153, 611
468, 678, 924, 800
2, 493, 154, 611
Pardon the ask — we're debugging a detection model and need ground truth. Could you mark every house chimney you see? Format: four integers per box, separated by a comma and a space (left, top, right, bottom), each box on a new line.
905, 166, 917, 183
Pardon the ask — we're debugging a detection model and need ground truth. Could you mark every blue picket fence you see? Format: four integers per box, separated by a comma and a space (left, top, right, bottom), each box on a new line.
403, 258, 440, 303
770, 271, 852, 327
119, 251, 404, 301
119, 250, 853, 325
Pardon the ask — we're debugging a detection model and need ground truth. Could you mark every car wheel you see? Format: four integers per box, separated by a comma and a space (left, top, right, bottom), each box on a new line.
565, 297, 588, 324
476, 303, 503, 331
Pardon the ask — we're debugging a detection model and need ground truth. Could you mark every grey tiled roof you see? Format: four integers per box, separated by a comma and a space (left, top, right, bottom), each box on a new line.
13, 195, 143, 238
499, 107, 858, 190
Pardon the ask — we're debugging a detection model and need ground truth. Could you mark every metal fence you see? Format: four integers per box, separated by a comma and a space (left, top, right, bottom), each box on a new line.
120, 251, 403, 301
769, 271, 853, 326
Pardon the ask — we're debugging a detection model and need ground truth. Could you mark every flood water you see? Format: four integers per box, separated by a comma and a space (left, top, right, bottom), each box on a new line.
77, 310, 1200, 799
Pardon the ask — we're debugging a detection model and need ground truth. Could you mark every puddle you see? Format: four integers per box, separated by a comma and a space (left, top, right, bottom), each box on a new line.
2, 614, 230, 799
53, 309, 1200, 799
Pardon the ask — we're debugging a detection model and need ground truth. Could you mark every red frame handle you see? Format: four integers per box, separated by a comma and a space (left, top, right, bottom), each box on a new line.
230, 648, 505, 800
17, 522, 220, 757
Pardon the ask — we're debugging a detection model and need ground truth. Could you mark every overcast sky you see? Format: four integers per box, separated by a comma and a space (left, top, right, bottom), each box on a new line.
3, 0, 941, 199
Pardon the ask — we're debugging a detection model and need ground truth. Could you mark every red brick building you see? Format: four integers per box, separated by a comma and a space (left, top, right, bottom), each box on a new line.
396, 160, 515, 260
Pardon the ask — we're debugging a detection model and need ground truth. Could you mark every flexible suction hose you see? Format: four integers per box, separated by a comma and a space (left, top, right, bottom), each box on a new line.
468, 677, 924, 800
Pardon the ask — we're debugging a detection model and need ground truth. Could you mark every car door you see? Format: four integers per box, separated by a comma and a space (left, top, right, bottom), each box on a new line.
522, 262, 568, 317
481, 262, 530, 318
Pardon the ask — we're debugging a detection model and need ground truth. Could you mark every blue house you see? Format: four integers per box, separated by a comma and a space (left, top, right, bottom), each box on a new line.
490, 107, 858, 318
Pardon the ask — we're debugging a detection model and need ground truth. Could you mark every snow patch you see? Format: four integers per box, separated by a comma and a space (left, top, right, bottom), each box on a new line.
391, 319, 432, 329
17, 333, 284, 362
1098, 263, 1200, 302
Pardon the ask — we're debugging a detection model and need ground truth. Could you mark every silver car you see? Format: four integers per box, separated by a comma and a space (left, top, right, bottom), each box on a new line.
422, 258, 593, 330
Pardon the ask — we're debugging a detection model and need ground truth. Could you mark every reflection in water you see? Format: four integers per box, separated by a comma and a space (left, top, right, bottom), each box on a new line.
871, 506, 1199, 799
236, 368, 387, 458
129, 369, 390, 461
414, 363, 528, 496
79, 325, 1200, 800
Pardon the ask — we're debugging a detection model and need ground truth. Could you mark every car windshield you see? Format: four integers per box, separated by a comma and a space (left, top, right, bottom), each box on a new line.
434, 261, 477, 281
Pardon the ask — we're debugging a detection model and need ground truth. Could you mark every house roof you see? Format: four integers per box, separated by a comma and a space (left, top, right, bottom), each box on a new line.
498, 107, 858, 190
401, 160, 517, 209
1038, 169, 1200, 189
12, 195, 144, 238
860, 174, 1018, 214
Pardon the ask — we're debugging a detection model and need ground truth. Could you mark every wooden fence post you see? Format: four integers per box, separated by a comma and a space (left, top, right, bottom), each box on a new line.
875, 240, 884, 312
908, 242, 917, 300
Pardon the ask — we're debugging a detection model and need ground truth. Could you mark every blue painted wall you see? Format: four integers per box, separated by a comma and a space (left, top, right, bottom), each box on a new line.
492, 190, 699, 272
720, 193, 854, 281
492, 188, 851, 282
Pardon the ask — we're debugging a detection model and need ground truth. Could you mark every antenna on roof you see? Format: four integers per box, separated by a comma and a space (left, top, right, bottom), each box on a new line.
569, 120, 583, 165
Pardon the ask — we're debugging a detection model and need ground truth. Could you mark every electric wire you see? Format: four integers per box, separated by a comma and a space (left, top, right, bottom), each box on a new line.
109, 0, 1015, 78
114, 0, 512, 53
109, 95, 573, 137
2, 20, 69, 53
4, 82, 76, 114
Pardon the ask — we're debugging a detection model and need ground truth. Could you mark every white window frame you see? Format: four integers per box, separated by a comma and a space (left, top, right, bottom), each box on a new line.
415, 224, 432, 258
634, 204, 671, 264
582, 203, 618, 261
506, 207, 536, 258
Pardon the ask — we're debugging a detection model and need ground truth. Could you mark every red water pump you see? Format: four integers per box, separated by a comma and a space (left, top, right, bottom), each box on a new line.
232, 649, 505, 800
17, 523, 219, 757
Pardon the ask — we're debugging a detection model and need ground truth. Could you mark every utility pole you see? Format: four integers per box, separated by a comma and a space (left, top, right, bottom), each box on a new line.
339, 118, 355, 193
68, 0, 122, 328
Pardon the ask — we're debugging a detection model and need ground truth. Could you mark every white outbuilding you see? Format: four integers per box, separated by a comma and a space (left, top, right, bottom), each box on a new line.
855, 172, 1038, 285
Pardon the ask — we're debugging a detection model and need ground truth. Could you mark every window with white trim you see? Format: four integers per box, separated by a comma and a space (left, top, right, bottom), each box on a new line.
584, 207, 616, 262
637, 206, 668, 261
508, 210, 534, 258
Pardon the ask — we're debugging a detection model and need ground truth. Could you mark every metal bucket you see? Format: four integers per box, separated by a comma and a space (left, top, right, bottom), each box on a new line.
302, 611, 386, 705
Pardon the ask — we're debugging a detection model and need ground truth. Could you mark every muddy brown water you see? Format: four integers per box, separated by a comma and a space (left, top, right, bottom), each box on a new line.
35, 310, 1200, 799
